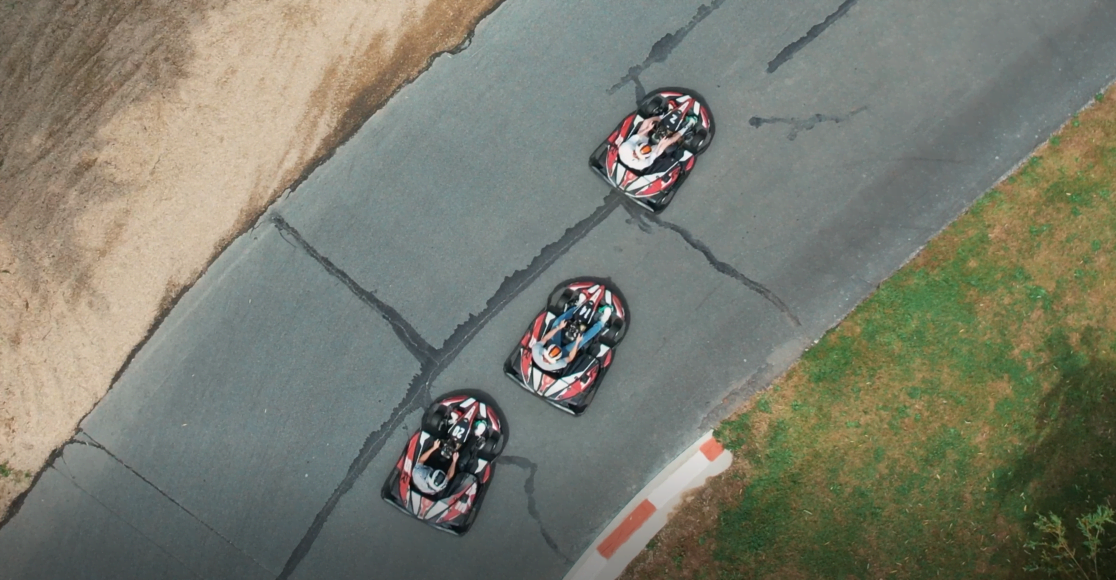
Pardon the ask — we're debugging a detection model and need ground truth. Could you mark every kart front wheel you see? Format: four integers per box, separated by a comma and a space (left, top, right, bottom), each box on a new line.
422, 408, 449, 435
547, 286, 576, 315
682, 127, 708, 154
638, 94, 667, 118
600, 317, 627, 346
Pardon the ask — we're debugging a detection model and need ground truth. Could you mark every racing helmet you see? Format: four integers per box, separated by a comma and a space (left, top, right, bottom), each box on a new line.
545, 344, 563, 361
619, 138, 650, 167
424, 468, 448, 492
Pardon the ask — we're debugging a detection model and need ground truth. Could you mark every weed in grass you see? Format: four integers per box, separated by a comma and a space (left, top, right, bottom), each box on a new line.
1024, 504, 1116, 579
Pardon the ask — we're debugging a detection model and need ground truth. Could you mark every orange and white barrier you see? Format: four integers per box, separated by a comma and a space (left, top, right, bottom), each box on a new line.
564, 431, 732, 580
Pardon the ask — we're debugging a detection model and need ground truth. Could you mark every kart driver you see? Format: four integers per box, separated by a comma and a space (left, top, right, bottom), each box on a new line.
618, 116, 685, 172
412, 439, 458, 495
530, 304, 613, 372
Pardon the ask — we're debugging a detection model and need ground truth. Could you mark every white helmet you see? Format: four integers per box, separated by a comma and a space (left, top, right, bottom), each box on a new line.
423, 468, 448, 493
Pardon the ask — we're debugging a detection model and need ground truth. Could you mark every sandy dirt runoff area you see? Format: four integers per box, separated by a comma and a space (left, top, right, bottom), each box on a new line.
0, 0, 499, 516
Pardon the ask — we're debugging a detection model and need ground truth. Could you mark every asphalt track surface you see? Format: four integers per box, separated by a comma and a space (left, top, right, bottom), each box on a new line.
3, 1, 1116, 579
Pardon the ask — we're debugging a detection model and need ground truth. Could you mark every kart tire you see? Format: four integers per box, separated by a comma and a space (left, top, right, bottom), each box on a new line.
638, 94, 668, 118
651, 171, 686, 214
589, 142, 608, 171
381, 467, 401, 501
547, 286, 576, 315
503, 352, 519, 378
569, 386, 597, 416
459, 484, 489, 534
422, 408, 449, 436
479, 432, 505, 458
682, 127, 708, 154
600, 317, 626, 347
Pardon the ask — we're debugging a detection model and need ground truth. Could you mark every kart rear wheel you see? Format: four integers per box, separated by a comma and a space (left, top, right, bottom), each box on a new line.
651, 171, 686, 213
380, 467, 401, 501
503, 352, 519, 378
638, 94, 668, 118
547, 286, 576, 315
589, 142, 608, 170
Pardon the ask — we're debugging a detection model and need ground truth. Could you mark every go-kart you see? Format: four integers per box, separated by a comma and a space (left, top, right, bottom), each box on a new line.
589, 88, 715, 213
381, 391, 507, 535
504, 279, 628, 415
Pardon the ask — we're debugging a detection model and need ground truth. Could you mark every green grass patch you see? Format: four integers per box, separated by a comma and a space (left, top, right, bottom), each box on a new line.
625, 86, 1116, 580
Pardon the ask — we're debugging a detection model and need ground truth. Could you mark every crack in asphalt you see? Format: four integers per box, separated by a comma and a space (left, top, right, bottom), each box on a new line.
276, 194, 619, 579
272, 214, 437, 364
496, 456, 574, 563
748, 105, 868, 141
607, 0, 727, 96
52, 462, 205, 580
766, 0, 858, 73
621, 201, 800, 326
277, 369, 429, 580
66, 434, 275, 577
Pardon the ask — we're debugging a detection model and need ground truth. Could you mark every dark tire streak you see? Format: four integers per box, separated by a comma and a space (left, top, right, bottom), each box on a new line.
276, 194, 619, 578
766, 0, 858, 74
621, 201, 800, 326
496, 456, 574, 563
606, 0, 727, 95
271, 214, 437, 364
748, 106, 868, 141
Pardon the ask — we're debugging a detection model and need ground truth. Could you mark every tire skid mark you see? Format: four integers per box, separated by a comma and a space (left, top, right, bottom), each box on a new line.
497, 456, 574, 563
620, 201, 800, 326
748, 105, 868, 141
435, 194, 621, 362
277, 194, 619, 578
766, 0, 858, 73
277, 364, 432, 580
607, 0, 727, 96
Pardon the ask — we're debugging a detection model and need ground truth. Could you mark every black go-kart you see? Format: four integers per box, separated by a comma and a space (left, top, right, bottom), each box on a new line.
589, 87, 715, 213
504, 279, 628, 415
381, 391, 507, 535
